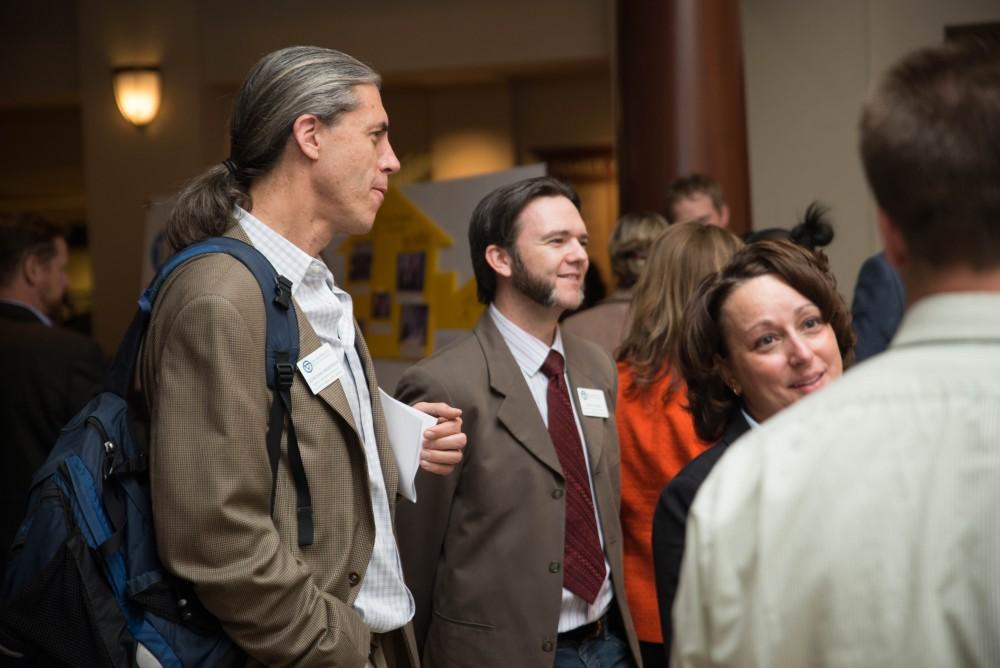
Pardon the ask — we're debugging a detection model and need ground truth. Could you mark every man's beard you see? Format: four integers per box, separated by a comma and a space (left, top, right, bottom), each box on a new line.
509, 250, 583, 309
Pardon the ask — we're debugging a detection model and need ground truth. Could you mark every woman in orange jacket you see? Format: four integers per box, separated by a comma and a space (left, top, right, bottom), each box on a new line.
615, 221, 743, 666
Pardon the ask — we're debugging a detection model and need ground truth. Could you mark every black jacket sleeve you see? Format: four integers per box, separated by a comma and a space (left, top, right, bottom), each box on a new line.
652, 472, 700, 657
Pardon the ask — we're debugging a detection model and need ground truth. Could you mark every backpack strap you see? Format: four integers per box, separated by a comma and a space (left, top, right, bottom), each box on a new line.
266, 275, 313, 546
109, 237, 314, 547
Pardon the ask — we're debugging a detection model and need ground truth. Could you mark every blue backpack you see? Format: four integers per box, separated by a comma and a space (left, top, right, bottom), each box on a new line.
0, 237, 315, 667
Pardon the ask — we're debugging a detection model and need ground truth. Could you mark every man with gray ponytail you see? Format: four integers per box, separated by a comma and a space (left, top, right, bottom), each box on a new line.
140, 46, 466, 667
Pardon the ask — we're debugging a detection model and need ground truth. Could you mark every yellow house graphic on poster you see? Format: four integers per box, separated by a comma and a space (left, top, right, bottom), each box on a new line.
337, 186, 483, 359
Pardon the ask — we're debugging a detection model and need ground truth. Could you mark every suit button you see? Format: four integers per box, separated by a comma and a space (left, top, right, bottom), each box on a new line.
552, 488, 564, 499
542, 640, 554, 652
348, 572, 361, 586
549, 561, 561, 573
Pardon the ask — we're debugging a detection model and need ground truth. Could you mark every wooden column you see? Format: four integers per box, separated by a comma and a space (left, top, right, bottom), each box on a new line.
615, 0, 751, 234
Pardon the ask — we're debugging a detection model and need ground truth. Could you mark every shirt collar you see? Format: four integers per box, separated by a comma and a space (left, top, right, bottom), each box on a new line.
489, 303, 566, 377
235, 206, 333, 296
892, 292, 1000, 349
741, 408, 761, 430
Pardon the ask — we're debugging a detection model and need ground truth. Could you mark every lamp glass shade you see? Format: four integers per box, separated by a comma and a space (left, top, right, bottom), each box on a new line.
113, 68, 161, 127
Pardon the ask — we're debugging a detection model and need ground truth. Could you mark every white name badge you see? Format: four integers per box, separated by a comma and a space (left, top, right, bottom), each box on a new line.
296, 343, 344, 395
577, 387, 609, 418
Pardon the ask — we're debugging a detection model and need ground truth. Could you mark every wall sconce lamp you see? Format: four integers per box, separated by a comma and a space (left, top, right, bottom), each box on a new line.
112, 66, 162, 128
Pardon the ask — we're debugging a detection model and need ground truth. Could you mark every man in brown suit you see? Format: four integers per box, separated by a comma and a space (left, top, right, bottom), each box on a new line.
141, 47, 465, 667
395, 177, 641, 667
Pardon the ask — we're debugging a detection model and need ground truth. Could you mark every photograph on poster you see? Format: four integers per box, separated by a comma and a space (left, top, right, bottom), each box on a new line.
396, 251, 426, 292
399, 303, 429, 357
348, 241, 373, 282
372, 292, 391, 319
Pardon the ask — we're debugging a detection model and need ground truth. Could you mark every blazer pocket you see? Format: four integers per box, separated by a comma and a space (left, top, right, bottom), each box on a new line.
426, 611, 498, 667
432, 610, 496, 631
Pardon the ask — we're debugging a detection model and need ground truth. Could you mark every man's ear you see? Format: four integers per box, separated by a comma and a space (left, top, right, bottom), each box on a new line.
877, 209, 908, 271
720, 204, 731, 228
484, 244, 513, 279
290, 113, 322, 161
22, 254, 43, 287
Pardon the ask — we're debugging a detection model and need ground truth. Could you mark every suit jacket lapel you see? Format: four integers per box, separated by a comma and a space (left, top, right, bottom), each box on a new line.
294, 305, 361, 438
476, 314, 563, 474
227, 223, 397, 499
354, 321, 399, 503
226, 224, 361, 437
562, 337, 607, 476
292, 300, 401, 505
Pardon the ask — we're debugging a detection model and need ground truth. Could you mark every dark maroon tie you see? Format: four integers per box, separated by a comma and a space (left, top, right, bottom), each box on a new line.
540, 349, 606, 604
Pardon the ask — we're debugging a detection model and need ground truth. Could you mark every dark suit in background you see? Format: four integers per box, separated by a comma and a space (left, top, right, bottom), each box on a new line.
0, 301, 104, 572
651, 411, 750, 656
851, 252, 905, 363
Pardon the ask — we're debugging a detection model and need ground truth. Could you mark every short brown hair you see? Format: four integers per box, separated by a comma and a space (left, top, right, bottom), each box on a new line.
679, 240, 856, 442
860, 40, 1000, 270
665, 173, 725, 222
0, 213, 62, 287
608, 211, 669, 288
468, 176, 580, 304
618, 222, 742, 403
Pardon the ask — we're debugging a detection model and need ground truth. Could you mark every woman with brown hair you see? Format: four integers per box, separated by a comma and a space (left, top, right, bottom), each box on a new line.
652, 239, 856, 654
616, 221, 743, 666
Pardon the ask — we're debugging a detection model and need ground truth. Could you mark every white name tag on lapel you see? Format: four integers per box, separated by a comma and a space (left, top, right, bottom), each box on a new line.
296, 342, 344, 395
577, 387, 609, 418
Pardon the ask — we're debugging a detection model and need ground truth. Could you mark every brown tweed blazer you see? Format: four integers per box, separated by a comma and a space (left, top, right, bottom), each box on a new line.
394, 313, 641, 668
140, 227, 417, 667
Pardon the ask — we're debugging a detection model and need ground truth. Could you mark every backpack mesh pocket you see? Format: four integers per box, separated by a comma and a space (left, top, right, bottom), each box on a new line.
0, 532, 131, 667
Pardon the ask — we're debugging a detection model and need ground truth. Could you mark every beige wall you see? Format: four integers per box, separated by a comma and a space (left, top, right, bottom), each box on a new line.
428, 84, 515, 180
514, 74, 615, 158
78, 0, 205, 352
197, 0, 610, 84
741, 0, 1000, 300
68, 0, 614, 353
4, 0, 1000, 351
0, 1, 79, 108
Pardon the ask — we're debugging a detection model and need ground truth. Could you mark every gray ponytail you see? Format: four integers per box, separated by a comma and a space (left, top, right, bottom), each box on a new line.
165, 46, 381, 252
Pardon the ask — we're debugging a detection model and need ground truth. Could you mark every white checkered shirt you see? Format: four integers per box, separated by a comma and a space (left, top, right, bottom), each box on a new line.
238, 208, 415, 633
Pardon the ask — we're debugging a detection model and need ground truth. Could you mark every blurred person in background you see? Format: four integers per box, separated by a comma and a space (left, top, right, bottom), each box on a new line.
665, 174, 729, 228
850, 250, 905, 362
563, 211, 669, 357
0, 213, 104, 577
614, 221, 743, 666
742, 201, 834, 251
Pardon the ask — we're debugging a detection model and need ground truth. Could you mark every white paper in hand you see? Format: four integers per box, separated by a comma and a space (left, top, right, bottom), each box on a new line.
377, 389, 437, 502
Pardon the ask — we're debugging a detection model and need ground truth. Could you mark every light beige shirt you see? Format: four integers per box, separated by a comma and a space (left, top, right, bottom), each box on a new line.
672, 293, 1000, 668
